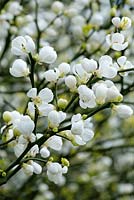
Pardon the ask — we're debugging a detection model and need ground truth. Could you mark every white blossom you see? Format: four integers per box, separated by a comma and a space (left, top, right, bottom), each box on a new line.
11, 35, 35, 56
51, 1, 64, 13
13, 133, 36, 158
44, 69, 60, 82
30, 161, 42, 174
106, 33, 128, 51
65, 75, 77, 91
22, 161, 42, 175
97, 55, 119, 79
105, 80, 123, 102
8, 2, 22, 16
47, 162, 67, 184
45, 136, 62, 151
112, 17, 131, 30
10, 59, 29, 77
48, 110, 66, 128
72, 63, 90, 84
71, 114, 94, 145
92, 82, 108, 105
27, 88, 53, 105
120, 17, 131, 29
81, 58, 97, 73
117, 56, 133, 76
113, 104, 133, 118
3, 110, 21, 123
39, 46, 57, 64
38, 103, 54, 117
58, 62, 70, 76
40, 136, 62, 158
93, 80, 123, 104
78, 85, 96, 109
22, 163, 34, 176
13, 115, 35, 137
27, 88, 54, 116
27, 102, 35, 118
18, 134, 36, 145
40, 146, 50, 158
112, 17, 121, 28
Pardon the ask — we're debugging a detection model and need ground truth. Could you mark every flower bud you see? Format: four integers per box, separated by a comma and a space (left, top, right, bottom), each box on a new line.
65, 75, 77, 90
3, 111, 12, 123
44, 69, 59, 82
113, 104, 133, 118
22, 163, 34, 176
10, 59, 29, 77
49, 157, 54, 162
2, 172, 6, 177
51, 1, 64, 14
31, 161, 42, 174
39, 46, 57, 64
112, 17, 120, 28
40, 146, 50, 158
58, 62, 70, 76
61, 158, 70, 167
82, 114, 87, 120
120, 17, 131, 30
58, 98, 68, 109
110, 6, 117, 17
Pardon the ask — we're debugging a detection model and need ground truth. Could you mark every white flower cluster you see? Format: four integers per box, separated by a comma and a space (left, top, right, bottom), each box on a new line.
1, 13, 133, 186
27, 87, 54, 117
71, 114, 94, 145
47, 162, 68, 185
10, 35, 57, 78
106, 16, 131, 51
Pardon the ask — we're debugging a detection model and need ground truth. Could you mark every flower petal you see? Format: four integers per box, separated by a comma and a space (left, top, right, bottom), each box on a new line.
82, 129, 94, 142
39, 88, 53, 103
27, 88, 37, 98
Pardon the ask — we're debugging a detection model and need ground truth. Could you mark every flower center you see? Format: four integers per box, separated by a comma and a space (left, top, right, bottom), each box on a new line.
33, 96, 42, 105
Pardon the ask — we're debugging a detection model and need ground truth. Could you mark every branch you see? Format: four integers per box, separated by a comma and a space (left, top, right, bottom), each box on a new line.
87, 103, 111, 118
118, 68, 134, 73
43, 13, 63, 32
86, 144, 134, 153
22, 157, 47, 163
35, 0, 41, 53
0, 131, 53, 185
0, 30, 11, 62
0, 137, 15, 148
3, 99, 17, 110
28, 54, 36, 88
